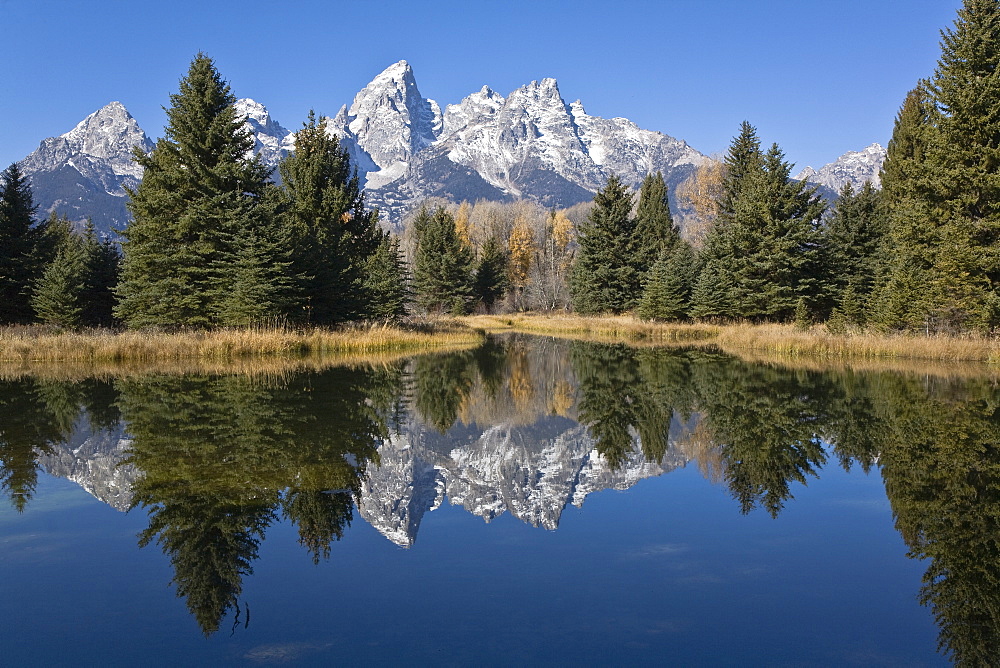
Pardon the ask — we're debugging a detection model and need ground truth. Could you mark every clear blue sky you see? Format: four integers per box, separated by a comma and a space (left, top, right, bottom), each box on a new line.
0, 0, 964, 172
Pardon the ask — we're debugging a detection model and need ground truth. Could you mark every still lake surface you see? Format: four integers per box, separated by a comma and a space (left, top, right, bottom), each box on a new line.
2, 334, 996, 666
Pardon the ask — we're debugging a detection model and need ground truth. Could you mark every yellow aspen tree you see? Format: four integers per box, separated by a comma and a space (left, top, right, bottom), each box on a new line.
508, 218, 536, 294
677, 159, 726, 247
454, 200, 472, 250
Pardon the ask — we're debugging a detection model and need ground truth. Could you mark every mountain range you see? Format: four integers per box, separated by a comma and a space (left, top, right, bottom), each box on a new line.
16, 61, 885, 235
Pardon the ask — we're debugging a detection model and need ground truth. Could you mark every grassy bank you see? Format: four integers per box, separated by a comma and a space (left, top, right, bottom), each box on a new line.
0, 319, 484, 364
463, 314, 1000, 364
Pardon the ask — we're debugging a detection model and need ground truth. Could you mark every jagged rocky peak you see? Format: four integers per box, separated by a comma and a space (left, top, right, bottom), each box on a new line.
442, 85, 505, 137
233, 97, 294, 169
795, 142, 886, 192
19, 101, 154, 234
333, 59, 442, 171
21, 101, 152, 179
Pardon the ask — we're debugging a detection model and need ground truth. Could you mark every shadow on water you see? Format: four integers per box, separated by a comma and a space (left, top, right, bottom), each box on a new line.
1, 334, 999, 662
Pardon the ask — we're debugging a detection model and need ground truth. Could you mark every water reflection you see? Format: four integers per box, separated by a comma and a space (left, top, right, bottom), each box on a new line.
1, 336, 999, 662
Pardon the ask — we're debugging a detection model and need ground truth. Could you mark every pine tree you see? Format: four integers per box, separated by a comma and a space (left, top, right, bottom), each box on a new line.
876, 2, 1000, 332
926, 0, 1000, 331
871, 83, 938, 330
413, 206, 475, 314
570, 175, 638, 313
0, 163, 41, 324
81, 221, 121, 328
278, 111, 381, 324
638, 242, 695, 321
821, 182, 886, 319
690, 123, 825, 321
116, 53, 271, 328
31, 226, 88, 329
474, 234, 509, 311
634, 171, 679, 277
215, 220, 298, 327
363, 232, 409, 320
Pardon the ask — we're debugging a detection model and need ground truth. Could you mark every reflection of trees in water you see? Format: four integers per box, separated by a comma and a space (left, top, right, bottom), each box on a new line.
3, 338, 1000, 657
0, 378, 118, 511
870, 374, 1000, 666
120, 364, 404, 635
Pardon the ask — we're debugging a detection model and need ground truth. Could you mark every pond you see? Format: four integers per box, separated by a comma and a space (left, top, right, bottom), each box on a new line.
2, 334, 996, 665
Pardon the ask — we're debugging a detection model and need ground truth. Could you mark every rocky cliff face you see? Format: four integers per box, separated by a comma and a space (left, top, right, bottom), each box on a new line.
19, 102, 153, 233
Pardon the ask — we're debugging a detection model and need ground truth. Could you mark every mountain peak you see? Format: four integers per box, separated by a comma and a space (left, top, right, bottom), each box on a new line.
369, 59, 416, 88
337, 60, 442, 172
795, 143, 887, 193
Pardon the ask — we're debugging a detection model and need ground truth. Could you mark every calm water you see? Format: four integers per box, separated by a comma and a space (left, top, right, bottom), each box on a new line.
2, 335, 997, 666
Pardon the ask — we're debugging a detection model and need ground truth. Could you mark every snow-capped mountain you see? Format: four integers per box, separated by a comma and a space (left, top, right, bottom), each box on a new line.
233, 98, 295, 170
795, 143, 886, 196
336, 62, 707, 222
19, 98, 292, 235
19, 101, 153, 233
17, 61, 884, 234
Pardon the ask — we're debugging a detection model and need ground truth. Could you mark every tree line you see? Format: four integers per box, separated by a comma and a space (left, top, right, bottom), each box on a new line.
2, 0, 998, 333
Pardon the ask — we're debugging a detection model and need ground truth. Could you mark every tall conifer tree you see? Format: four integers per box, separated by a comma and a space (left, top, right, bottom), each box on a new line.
413, 206, 475, 314
872, 83, 938, 330
117, 53, 271, 328
692, 124, 825, 321
0, 163, 41, 324
278, 112, 381, 324
570, 175, 638, 314
634, 171, 679, 277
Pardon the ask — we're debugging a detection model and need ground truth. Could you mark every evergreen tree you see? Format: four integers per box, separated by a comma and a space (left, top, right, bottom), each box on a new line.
31, 237, 88, 329
81, 221, 122, 328
821, 182, 886, 320
363, 232, 409, 320
117, 53, 272, 328
638, 241, 695, 321
0, 163, 41, 324
690, 123, 825, 321
872, 83, 938, 330
30, 215, 91, 329
412, 206, 475, 314
474, 234, 509, 311
570, 175, 639, 313
278, 111, 381, 324
215, 221, 298, 327
633, 171, 679, 277
876, 2, 1000, 332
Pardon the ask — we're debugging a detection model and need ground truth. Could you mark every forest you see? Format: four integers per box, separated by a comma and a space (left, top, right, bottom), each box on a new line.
1, 0, 998, 336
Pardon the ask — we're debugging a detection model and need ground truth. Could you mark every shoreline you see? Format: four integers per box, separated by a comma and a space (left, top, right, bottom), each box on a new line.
0, 319, 485, 364
461, 314, 1000, 365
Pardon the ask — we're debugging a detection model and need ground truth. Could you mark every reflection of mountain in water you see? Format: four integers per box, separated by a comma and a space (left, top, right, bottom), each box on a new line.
360, 415, 690, 547
37, 413, 691, 547
36, 421, 134, 511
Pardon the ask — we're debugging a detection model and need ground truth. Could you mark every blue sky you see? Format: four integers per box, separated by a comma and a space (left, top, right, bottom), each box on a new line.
1, 0, 963, 172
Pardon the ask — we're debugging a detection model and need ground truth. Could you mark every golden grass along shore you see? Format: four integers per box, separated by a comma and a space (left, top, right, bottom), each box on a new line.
462, 313, 1000, 364
0, 319, 484, 364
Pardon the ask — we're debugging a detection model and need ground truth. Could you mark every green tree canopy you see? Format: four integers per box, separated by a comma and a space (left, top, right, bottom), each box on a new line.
117, 53, 272, 328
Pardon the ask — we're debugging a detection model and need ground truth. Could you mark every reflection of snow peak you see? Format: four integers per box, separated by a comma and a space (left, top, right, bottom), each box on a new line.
37, 410, 689, 549
357, 415, 688, 548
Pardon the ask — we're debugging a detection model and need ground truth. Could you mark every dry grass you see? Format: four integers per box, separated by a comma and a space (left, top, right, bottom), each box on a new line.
461, 313, 1000, 365
463, 314, 721, 344
0, 318, 484, 366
